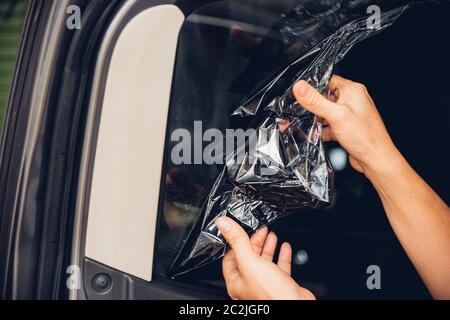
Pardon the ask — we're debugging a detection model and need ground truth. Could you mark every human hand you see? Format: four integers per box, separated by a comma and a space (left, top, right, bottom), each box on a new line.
293, 75, 402, 176
215, 216, 315, 300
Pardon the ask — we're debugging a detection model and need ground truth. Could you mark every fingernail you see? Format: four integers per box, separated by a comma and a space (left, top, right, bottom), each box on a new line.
215, 217, 231, 232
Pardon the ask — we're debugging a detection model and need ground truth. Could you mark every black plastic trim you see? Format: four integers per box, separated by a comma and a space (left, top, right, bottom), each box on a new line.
84, 258, 226, 300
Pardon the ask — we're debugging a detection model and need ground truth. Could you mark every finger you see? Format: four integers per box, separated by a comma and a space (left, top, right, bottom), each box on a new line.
329, 75, 370, 105
250, 227, 269, 255
261, 232, 278, 261
215, 217, 254, 262
222, 249, 240, 283
293, 80, 344, 124
328, 74, 352, 93
222, 250, 245, 300
321, 126, 336, 142
277, 242, 292, 275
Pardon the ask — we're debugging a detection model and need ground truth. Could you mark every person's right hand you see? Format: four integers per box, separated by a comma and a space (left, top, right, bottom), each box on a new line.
293, 75, 402, 176
294, 75, 450, 300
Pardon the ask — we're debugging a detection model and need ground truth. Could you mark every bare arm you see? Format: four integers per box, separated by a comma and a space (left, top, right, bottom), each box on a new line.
294, 76, 450, 299
365, 150, 450, 299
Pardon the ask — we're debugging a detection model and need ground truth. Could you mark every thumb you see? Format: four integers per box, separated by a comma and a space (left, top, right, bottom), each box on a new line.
293, 80, 343, 124
215, 217, 254, 261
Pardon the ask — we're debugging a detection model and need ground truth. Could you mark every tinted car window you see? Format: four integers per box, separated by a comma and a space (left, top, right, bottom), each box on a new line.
154, 0, 303, 277
155, 0, 450, 299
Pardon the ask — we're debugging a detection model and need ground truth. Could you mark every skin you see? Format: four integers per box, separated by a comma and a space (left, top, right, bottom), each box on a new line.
215, 75, 450, 300
214, 219, 315, 300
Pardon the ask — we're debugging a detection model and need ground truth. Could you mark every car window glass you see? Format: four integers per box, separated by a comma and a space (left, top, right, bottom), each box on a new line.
154, 0, 303, 277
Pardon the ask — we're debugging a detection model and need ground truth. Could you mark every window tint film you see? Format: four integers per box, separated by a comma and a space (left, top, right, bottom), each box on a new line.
154, 0, 304, 277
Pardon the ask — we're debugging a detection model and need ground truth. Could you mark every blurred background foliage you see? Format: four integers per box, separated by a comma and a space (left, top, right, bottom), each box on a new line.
0, 0, 28, 128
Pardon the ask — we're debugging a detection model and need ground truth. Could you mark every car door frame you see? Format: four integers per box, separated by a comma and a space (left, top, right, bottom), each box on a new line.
0, 0, 226, 300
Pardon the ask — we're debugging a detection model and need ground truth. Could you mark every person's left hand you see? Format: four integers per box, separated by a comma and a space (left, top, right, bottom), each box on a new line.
215, 216, 315, 300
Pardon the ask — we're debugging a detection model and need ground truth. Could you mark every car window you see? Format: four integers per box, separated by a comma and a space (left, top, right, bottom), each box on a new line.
154, 0, 450, 299
154, 0, 310, 277
0, 0, 27, 129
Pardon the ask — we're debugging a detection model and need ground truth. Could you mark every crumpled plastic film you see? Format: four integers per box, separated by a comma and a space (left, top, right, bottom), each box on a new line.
169, 1, 436, 277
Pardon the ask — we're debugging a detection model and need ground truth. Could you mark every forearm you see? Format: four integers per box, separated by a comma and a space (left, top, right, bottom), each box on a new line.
365, 149, 450, 299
